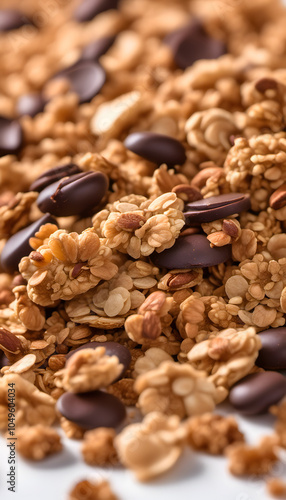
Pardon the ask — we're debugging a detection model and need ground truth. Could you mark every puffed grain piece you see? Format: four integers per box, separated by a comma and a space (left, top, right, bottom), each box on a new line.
16, 425, 62, 460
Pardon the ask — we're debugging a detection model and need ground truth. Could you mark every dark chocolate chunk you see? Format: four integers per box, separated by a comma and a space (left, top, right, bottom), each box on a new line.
74, 0, 119, 23
124, 132, 186, 167
52, 61, 106, 104
81, 35, 116, 61
150, 233, 231, 269
164, 19, 227, 70
0, 116, 23, 157
66, 341, 131, 379
37, 171, 109, 217
16, 93, 46, 117
0, 214, 57, 274
0, 9, 33, 32
56, 390, 126, 429
29, 163, 82, 192
184, 193, 251, 225
229, 371, 286, 415
257, 327, 286, 370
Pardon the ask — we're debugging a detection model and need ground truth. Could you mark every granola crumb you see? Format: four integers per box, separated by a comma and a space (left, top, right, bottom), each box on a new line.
267, 478, 286, 498
16, 425, 62, 461
68, 479, 118, 500
81, 428, 118, 466
226, 435, 279, 476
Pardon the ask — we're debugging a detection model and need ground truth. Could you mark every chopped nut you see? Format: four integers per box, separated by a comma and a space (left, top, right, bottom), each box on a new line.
82, 428, 118, 466
226, 435, 279, 476
16, 425, 62, 460
69, 480, 118, 500
270, 184, 286, 210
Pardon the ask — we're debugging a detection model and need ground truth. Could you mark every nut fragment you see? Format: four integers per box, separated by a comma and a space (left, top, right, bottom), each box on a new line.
270, 184, 286, 210
16, 425, 62, 460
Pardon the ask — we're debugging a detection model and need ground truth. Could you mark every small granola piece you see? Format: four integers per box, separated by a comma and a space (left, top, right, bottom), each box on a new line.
115, 412, 186, 481
81, 428, 118, 466
106, 378, 138, 406
16, 425, 62, 460
135, 361, 226, 419
20, 228, 118, 306
226, 435, 279, 476
158, 268, 203, 291
92, 193, 185, 259
134, 347, 173, 376
0, 191, 38, 240
267, 478, 286, 498
232, 229, 257, 261
0, 374, 56, 431
54, 347, 123, 393
185, 413, 245, 455
69, 480, 118, 500
270, 397, 286, 448
60, 417, 85, 440
13, 285, 46, 331
185, 108, 239, 165
187, 327, 261, 389
125, 291, 173, 345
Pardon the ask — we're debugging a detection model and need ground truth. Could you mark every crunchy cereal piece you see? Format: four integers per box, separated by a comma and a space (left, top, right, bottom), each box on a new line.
16, 425, 62, 460
148, 165, 189, 198
187, 327, 261, 389
19, 228, 118, 306
185, 108, 239, 166
232, 229, 257, 261
0, 374, 56, 431
115, 412, 186, 481
81, 428, 118, 466
125, 291, 173, 345
226, 435, 279, 476
135, 361, 226, 419
92, 193, 185, 259
134, 347, 173, 377
54, 347, 123, 393
1, 354, 36, 384
0, 191, 38, 240
225, 253, 286, 329
158, 268, 203, 291
224, 133, 286, 212
13, 285, 46, 331
60, 417, 85, 440
185, 413, 245, 455
106, 378, 138, 406
176, 292, 240, 343
68, 479, 118, 500
65, 260, 159, 328
267, 478, 286, 498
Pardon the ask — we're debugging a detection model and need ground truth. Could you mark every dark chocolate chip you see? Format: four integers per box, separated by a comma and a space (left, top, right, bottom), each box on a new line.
0, 116, 23, 157
37, 171, 109, 217
229, 371, 286, 415
74, 0, 119, 23
150, 233, 231, 269
66, 341, 131, 379
0, 214, 57, 274
164, 18, 227, 70
52, 61, 106, 104
0, 9, 33, 31
124, 132, 186, 167
184, 193, 251, 225
56, 390, 126, 429
16, 93, 46, 118
29, 163, 82, 192
81, 35, 116, 61
256, 327, 286, 370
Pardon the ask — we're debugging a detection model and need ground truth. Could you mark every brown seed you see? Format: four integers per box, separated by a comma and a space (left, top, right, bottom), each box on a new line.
167, 271, 200, 289
71, 262, 85, 278
30, 251, 45, 262
0, 289, 15, 306
222, 219, 239, 239
117, 213, 146, 230
0, 328, 23, 354
139, 291, 166, 314
269, 184, 286, 210
142, 311, 161, 339
172, 184, 203, 203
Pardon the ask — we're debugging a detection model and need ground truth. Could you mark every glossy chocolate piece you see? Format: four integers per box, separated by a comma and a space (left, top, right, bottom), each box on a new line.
17, 93, 46, 117
0, 214, 57, 273
257, 327, 286, 370
164, 19, 227, 70
29, 163, 82, 192
52, 61, 106, 104
150, 233, 231, 269
81, 35, 116, 61
184, 193, 251, 225
124, 132, 186, 167
37, 171, 108, 217
0, 9, 33, 31
56, 390, 126, 429
0, 116, 23, 157
229, 371, 286, 415
74, 0, 119, 22
66, 341, 131, 378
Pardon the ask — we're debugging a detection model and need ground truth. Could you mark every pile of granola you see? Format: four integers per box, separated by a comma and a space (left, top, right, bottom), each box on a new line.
2, 0, 286, 498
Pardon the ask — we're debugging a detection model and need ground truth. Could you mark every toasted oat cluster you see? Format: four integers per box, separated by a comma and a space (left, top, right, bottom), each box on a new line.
2, 0, 286, 497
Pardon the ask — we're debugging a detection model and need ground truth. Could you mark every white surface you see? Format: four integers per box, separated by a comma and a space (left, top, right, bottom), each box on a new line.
0, 403, 283, 500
